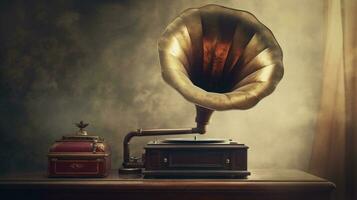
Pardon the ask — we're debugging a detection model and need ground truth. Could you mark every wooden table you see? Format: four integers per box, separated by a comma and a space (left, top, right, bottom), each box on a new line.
0, 169, 335, 200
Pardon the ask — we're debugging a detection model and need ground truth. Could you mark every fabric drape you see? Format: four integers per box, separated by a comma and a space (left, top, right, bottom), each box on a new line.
309, 0, 357, 199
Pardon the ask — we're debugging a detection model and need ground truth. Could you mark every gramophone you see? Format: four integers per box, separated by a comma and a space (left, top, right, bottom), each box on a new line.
119, 5, 283, 178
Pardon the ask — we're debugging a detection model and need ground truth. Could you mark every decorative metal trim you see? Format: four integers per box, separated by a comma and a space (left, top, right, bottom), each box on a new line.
48, 153, 110, 157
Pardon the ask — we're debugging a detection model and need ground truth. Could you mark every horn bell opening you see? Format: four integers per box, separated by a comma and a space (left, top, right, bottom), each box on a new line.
158, 5, 284, 125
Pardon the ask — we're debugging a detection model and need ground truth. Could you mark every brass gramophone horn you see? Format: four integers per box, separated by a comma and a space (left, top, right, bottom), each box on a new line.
119, 4, 283, 173
159, 4, 284, 127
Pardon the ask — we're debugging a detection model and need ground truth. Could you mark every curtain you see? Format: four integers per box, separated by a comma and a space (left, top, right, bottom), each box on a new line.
309, 0, 357, 199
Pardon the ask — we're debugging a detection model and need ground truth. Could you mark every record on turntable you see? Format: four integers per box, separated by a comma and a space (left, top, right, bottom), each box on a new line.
118, 4, 284, 178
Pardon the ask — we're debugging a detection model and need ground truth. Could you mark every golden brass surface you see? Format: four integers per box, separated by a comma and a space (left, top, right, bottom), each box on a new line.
159, 5, 283, 113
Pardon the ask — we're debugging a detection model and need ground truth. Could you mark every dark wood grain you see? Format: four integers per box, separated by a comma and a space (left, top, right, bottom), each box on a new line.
0, 169, 335, 200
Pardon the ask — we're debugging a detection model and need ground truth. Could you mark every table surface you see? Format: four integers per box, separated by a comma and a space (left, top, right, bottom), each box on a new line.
0, 169, 334, 187
0, 169, 335, 200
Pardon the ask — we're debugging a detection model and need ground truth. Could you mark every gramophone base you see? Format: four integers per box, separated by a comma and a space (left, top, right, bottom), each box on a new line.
143, 140, 249, 178
143, 170, 250, 178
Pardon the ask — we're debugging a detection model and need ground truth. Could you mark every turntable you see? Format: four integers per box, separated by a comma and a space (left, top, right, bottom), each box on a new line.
119, 5, 283, 178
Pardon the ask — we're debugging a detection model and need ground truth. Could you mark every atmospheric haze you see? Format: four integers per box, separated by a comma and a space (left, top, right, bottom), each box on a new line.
0, 0, 324, 173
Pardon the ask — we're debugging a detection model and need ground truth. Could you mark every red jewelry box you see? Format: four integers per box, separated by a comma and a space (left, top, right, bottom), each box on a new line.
48, 122, 111, 177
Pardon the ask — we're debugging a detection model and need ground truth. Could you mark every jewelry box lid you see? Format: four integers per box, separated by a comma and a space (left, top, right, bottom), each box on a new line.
48, 121, 110, 155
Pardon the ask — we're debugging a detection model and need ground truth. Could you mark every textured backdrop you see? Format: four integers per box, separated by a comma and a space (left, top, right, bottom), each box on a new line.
0, 0, 324, 173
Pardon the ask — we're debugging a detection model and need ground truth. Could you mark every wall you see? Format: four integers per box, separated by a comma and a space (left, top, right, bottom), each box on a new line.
0, 0, 325, 173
